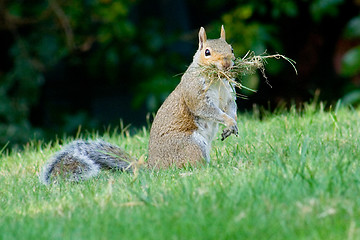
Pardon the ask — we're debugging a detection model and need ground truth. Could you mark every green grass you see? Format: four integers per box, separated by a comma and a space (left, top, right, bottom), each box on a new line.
1, 105, 360, 240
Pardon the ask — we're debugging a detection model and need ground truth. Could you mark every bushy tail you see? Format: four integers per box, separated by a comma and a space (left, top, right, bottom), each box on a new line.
39, 140, 134, 185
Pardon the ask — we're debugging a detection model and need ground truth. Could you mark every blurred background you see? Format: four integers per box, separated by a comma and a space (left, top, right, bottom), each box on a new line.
0, 0, 360, 148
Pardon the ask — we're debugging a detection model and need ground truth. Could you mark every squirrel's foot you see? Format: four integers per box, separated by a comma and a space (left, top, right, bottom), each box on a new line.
221, 125, 238, 141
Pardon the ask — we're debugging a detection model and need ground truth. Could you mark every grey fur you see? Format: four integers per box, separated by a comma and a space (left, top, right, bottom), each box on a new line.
40, 140, 133, 185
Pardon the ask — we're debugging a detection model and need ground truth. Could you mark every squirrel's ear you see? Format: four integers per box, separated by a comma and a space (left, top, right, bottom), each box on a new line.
220, 25, 226, 40
198, 27, 207, 50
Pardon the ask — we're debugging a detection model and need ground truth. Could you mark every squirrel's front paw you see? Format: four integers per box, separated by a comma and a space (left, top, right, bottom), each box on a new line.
221, 124, 238, 141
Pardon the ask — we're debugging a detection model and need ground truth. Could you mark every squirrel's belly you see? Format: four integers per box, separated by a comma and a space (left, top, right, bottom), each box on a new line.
194, 119, 218, 141
192, 118, 218, 162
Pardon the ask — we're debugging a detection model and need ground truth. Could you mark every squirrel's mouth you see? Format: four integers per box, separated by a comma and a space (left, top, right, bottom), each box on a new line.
215, 59, 233, 71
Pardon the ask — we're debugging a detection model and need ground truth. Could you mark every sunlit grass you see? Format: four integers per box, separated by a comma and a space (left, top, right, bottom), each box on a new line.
1, 105, 360, 239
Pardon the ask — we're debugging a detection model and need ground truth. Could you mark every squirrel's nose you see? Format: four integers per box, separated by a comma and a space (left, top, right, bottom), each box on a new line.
223, 62, 230, 69
222, 58, 232, 69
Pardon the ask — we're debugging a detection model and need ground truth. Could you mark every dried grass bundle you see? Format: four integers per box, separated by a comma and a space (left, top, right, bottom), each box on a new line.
200, 51, 297, 93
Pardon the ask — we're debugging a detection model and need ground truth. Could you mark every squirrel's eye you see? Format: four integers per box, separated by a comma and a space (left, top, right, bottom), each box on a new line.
205, 49, 211, 56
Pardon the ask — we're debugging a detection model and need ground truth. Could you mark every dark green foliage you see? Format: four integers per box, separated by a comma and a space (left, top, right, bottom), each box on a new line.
0, 0, 181, 147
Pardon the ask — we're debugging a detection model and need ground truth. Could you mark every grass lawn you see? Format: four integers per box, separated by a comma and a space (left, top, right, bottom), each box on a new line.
1, 104, 360, 240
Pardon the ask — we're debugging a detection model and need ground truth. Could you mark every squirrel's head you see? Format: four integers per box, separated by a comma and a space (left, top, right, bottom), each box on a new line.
196, 25, 235, 71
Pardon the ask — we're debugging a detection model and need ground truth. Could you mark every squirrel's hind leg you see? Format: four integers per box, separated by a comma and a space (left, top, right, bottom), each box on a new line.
148, 134, 206, 169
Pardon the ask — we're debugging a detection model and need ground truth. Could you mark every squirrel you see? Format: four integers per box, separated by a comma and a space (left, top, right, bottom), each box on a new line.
40, 25, 238, 185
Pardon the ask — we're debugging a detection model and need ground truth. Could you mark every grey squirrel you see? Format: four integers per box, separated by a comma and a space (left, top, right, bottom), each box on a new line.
40, 26, 238, 185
